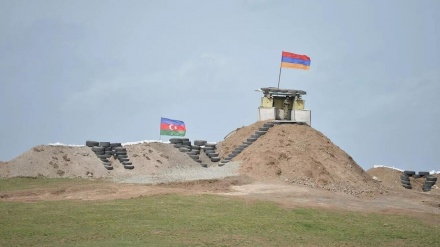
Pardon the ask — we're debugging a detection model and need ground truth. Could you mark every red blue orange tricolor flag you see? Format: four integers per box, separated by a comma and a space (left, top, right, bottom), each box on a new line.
280, 51, 311, 70
160, 117, 186, 136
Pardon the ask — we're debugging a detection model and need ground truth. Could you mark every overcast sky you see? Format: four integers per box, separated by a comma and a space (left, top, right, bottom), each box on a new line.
1, 0, 439, 172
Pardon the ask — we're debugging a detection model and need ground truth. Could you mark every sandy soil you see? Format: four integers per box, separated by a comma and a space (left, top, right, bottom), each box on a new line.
1, 121, 439, 216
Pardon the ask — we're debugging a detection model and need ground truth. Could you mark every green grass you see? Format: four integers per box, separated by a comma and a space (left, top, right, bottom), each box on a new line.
0, 178, 439, 246
0, 177, 108, 191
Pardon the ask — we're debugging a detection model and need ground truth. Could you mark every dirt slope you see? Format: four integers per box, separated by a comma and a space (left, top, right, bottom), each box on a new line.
0, 143, 200, 179
367, 167, 440, 195
220, 123, 383, 195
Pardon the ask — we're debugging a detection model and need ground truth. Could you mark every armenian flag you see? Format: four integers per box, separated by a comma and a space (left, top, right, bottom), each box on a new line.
281, 51, 311, 70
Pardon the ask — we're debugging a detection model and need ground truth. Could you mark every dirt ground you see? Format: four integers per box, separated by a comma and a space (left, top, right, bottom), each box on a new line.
1, 121, 439, 217
0, 175, 439, 219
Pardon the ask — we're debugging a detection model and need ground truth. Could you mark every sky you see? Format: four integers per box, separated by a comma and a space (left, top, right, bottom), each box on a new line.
0, 0, 439, 172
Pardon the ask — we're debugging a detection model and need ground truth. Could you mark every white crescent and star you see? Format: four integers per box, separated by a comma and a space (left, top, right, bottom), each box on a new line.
169, 124, 178, 130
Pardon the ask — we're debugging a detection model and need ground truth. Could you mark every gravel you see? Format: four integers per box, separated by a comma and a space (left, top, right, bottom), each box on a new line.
112, 162, 240, 184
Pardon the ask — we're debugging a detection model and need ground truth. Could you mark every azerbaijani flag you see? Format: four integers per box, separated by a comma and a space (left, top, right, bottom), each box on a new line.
160, 117, 186, 136
281, 51, 311, 70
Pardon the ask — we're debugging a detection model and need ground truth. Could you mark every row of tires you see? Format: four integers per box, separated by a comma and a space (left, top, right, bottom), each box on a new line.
86, 141, 134, 170
218, 122, 275, 166
401, 170, 437, 192
169, 138, 220, 167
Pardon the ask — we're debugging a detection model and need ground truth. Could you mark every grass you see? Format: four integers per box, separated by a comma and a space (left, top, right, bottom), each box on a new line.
0, 177, 109, 191
0, 178, 439, 246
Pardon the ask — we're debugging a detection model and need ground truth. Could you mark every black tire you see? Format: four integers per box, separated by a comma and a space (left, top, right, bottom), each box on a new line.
117, 155, 128, 158
403, 170, 415, 176
122, 161, 132, 166
401, 180, 411, 185
102, 162, 111, 166
422, 188, 431, 192
236, 147, 245, 151
110, 143, 122, 147
92, 146, 104, 152
211, 157, 220, 162
402, 184, 412, 189
169, 138, 183, 144
222, 159, 230, 163
105, 150, 114, 155
413, 174, 421, 179
104, 165, 113, 170
227, 153, 236, 158
218, 163, 225, 167
255, 131, 267, 135
194, 140, 207, 146
94, 152, 104, 156
232, 150, 241, 155
247, 138, 257, 142
426, 176, 437, 182
400, 175, 410, 180
205, 143, 216, 148
116, 152, 127, 155
243, 141, 253, 145
182, 141, 191, 146
100, 158, 108, 162
203, 146, 214, 151
99, 142, 110, 147
189, 154, 199, 159
424, 181, 436, 186
174, 143, 183, 148
103, 154, 112, 158
181, 138, 189, 142
191, 145, 201, 150
98, 155, 107, 159
201, 163, 208, 168
86, 140, 99, 147
179, 147, 190, 152
205, 150, 215, 154
114, 147, 127, 152
263, 122, 275, 127
124, 165, 134, 169
208, 153, 219, 158
187, 151, 198, 155
119, 158, 130, 162
259, 127, 269, 131
194, 159, 202, 163
419, 171, 430, 176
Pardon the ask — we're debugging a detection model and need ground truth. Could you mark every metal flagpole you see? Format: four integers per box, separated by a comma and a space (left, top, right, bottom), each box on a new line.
277, 62, 283, 88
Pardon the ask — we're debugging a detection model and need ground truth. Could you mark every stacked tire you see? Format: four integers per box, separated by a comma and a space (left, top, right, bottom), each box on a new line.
219, 122, 276, 166
203, 143, 220, 164
170, 138, 206, 167
86, 141, 113, 170
86, 140, 134, 170
401, 171, 413, 189
423, 175, 437, 192
114, 146, 134, 169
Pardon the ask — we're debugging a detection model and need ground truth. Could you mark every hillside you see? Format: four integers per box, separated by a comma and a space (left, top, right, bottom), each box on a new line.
218, 122, 383, 195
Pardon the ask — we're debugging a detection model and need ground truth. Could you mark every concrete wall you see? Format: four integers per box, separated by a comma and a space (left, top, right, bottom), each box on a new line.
292, 110, 311, 125
258, 107, 276, 121
258, 108, 311, 125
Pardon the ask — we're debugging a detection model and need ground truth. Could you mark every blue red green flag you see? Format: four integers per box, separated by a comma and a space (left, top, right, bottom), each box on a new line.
160, 117, 186, 136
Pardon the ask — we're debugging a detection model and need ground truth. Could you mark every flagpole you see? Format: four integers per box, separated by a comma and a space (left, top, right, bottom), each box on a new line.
277, 64, 282, 88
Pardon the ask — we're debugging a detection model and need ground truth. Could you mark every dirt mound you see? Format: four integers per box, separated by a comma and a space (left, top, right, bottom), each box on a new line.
0, 143, 203, 179
367, 167, 440, 194
217, 121, 269, 157
220, 123, 383, 195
